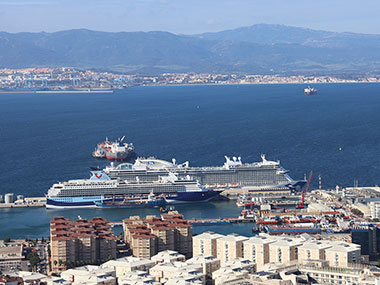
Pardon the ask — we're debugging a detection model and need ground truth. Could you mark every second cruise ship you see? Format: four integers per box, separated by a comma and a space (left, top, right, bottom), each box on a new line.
104, 154, 306, 192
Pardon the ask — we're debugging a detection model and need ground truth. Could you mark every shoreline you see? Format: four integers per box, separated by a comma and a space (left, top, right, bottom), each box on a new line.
0, 81, 379, 94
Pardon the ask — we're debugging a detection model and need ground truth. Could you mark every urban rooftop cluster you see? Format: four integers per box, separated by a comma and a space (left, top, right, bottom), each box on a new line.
3, 227, 380, 285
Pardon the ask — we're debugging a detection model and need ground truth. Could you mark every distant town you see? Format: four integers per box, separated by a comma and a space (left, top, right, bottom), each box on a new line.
0, 67, 380, 92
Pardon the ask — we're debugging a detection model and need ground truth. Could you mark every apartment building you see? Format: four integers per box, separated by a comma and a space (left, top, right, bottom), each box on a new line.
216, 234, 248, 265
122, 212, 192, 259
325, 242, 361, 267
243, 235, 275, 270
298, 240, 332, 262
50, 217, 117, 273
193, 231, 223, 257
269, 237, 303, 265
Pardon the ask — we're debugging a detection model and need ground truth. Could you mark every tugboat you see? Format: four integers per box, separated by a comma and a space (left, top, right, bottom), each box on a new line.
304, 86, 318, 95
93, 136, 136, 161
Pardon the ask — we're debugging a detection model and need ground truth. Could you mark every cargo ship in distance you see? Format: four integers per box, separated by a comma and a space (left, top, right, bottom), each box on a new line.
46, 171, 220, 209
92, 136, 136, 161
104, 154, 306, 192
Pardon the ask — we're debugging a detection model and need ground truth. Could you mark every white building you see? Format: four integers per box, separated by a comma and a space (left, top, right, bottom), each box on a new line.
117, 271, 160, 285
216, 234, 248, 265
243, 235, 275, 270
151, 250, 185, 264
212, 265, 250, 285
269, 237, 303, 265
193, 232, 223, 257
149, 262, 205, 284
370, 201, 380, 219
60, 265, 116, 285
101, 256, 155, 278
325, 242, 361, 267
186, 255, 220, 281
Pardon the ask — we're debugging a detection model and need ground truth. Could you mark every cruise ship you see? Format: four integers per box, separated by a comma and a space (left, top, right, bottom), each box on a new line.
46, 171, 220, 209
104, 154, 306, 192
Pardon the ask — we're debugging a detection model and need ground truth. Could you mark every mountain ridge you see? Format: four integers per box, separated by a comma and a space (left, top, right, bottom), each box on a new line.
1, 24, 380, 74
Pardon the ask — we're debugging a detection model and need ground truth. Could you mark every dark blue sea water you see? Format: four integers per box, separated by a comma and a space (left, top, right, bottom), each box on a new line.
1, 83, 380, 238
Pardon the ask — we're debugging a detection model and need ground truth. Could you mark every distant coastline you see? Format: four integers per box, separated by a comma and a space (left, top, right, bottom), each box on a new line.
1, 80, 380, 94
1, 67, 380, 94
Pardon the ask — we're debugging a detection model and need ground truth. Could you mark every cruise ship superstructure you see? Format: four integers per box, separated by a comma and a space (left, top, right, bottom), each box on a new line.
46, 171, 220, 209
104, 154, 306, 191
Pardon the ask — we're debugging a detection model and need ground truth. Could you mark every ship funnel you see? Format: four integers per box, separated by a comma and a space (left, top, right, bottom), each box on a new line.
233, 157, 237, 162
90, 170, 111, 181
172, 158, 177, 165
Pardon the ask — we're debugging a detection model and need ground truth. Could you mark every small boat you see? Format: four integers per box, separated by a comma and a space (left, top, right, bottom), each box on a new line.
304, 86, 317, 95
92, 147, 105, 158
95, 193, 166, 209
160, 205, 175, 213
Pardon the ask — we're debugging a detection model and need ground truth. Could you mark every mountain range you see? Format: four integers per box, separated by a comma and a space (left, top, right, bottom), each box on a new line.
1, 24, 380, 75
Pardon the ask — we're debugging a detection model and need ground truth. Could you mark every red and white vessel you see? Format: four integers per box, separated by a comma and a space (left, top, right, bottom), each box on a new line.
92, 136, 136, 161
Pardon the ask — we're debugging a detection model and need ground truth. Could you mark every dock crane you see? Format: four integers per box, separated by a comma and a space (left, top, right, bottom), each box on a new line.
297, 170, 313, 209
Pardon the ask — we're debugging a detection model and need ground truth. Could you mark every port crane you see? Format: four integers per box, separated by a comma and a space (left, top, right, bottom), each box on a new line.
297, 170, 313, 209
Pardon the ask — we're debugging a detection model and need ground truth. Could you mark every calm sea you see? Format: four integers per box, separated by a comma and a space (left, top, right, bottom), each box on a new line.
1, 83, 380, 238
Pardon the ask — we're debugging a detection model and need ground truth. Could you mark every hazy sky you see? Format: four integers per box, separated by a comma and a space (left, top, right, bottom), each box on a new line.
1, 0, 380, 34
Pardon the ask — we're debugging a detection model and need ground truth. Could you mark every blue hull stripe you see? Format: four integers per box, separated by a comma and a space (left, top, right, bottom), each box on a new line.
47, 190, 221, 207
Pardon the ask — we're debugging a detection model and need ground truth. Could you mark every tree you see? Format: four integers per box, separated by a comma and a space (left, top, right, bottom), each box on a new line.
53, 260, 58, 266
2, 237, 11, 243
27, 252, 41, 272
351, 208, 364, 217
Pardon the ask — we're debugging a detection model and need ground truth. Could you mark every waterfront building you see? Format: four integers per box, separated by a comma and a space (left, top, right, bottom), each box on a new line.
101, 256, 155, 278
151, 250, 185, 264
243, 235, 275, 270
123, 212, 192, 259
269, 237, 303, 265
325, 242, 361, 267
216, 234, 248, 265
193, 231, 223, 257
161, 212, 193, 258
50, 217, 117, 273
130, 233, 157, 259
60, 265, 116, 284
146, 217, 175, 252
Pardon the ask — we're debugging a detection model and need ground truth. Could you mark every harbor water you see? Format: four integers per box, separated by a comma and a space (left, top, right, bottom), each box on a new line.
1, 83, 380, 238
